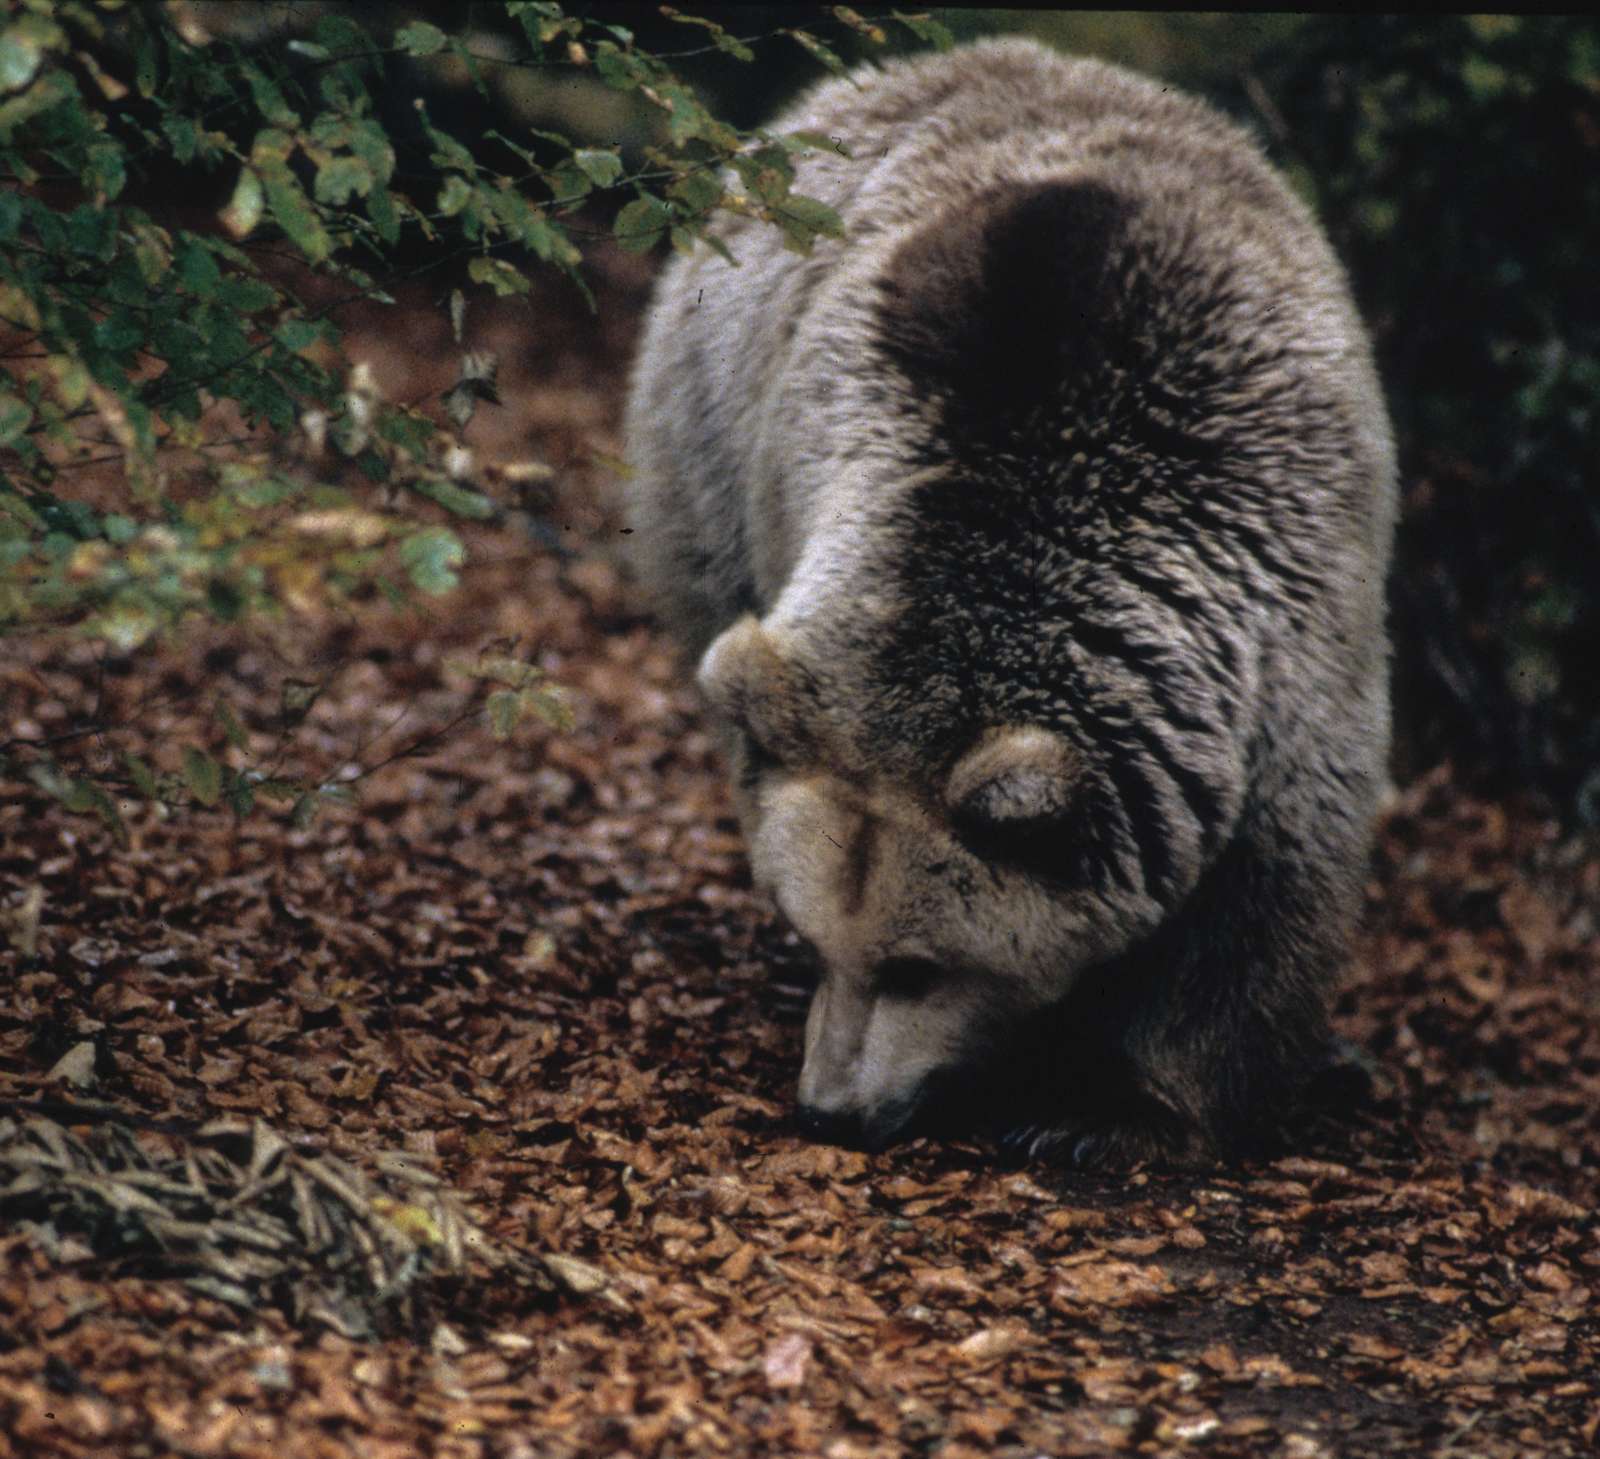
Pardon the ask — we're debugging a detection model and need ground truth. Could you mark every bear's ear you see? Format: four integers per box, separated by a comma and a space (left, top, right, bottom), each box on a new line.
875, 179, 1133, 419
945, 726, 1085, 833
697, 616, 819, 764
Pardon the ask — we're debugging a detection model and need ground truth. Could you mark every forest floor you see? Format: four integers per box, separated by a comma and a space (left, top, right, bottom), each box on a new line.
2, 249, 1598, 1459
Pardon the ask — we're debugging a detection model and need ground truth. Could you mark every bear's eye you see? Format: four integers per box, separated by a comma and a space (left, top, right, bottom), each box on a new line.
871, 956, 945, 1001
952, 808, 1071, 883
953, 815, 1038, 857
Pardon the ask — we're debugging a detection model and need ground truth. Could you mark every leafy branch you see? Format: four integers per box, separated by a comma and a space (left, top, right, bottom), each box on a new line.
0, 0, 949, 831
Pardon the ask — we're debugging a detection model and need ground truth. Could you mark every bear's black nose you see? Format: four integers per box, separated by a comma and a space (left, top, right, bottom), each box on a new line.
794, 1103, 867, 1148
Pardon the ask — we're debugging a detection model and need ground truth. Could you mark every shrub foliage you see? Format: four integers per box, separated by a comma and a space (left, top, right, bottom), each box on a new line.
1256, 16, 1600, 806
0, 0, 948, 831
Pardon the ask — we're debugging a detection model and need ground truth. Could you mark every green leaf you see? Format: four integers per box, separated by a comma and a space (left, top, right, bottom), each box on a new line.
784, 129, 849, 157
574, 148, 624, 187
36, 496, 97, 540
769, 193, 845, 254
525, 214, 580, 267
223, 768, 255, 816
26, 760, 125, 841
714, 31, 756, 62
314, 155, 373, 206
367, 184, 400, 245
614, 196, 670, 253
220, 168, 265, 241
183, 746, 222, 807
594, 43, 647, 91
133, 27, 159, 99
250, 778, 302, 803
456, 655, 531, 687
0, 17, 57, 93
375, 409, 435, 459
0, 392, 32, 447
655, 82, 727, 148
219, 276, 278, 313
733, 146, 796, 205
437, 174, 473, 216
216, 699, 248, 750
242, 61, 300, 128
175, 237, 222, 296
161, 111, 200, 163
486, 190, 580, 265
399, 527, 465, 595
281, 678, 321, 725
260, 164, 332, 263
411, 476, 495, 520
891, 12, 956, 50
66, 204, 116, 260
0, 71, 75, 137
425, 124, 475, 173
129, 221, 172, 285
397, 21, 449, 56
487, 688, 521, 738
266, 319, 318, 362
85, 141, 126, 200
0, 484, 43, 529
91, 596, 158, 650
123, 751, 160, 799
690, 226, 736, 267
659, 9, 754, 62
785, 29, 850, 78
467, 256, 531, 296
346, 118, 397, 184
73, 779, 127, 844
831, 7, 887, 43
524, 684, 573, 731
546, 163, 592, 205
668, 169, 724, 213
315, 12, 372, 62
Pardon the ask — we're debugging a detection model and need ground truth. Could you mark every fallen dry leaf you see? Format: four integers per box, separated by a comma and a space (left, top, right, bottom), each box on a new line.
762, 1331, 812, 1390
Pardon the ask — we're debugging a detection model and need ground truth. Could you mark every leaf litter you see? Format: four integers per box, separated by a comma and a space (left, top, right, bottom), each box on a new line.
1, 249, 1598, 1457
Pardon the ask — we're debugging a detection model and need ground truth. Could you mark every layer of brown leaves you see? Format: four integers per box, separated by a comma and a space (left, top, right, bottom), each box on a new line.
2, 254, 1598, 1458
